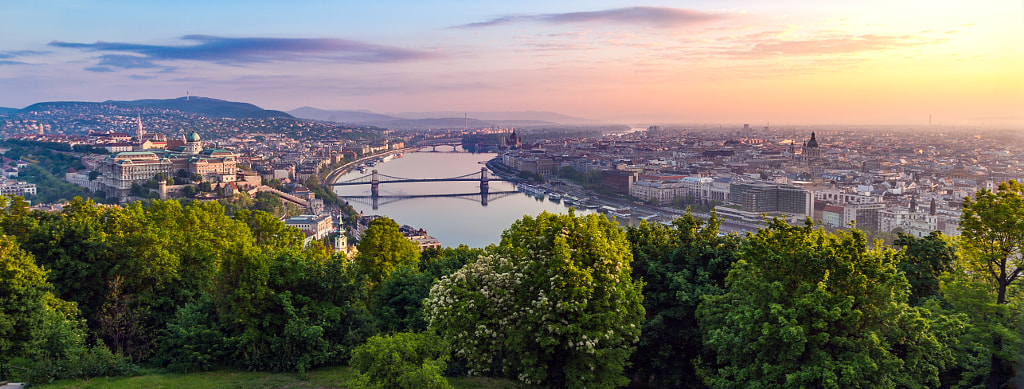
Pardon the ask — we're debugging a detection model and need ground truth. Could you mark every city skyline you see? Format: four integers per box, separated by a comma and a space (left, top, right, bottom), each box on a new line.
1, 0, 1022, 126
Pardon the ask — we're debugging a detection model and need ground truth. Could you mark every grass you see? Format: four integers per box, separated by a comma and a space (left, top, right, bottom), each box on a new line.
33, 366, 519, 389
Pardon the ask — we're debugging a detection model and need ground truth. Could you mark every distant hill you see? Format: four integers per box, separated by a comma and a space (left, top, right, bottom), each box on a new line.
372, 117, 495, 130
289, 106, 595, 128
109, 96, 293, 119
0, 107, 18, 114
289, 107, 399, 123
392, 110, 594, 125
21, 97, 293, 119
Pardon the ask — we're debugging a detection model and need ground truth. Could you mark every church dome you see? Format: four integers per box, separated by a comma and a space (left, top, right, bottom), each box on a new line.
186, 131, 201, 142
806, 132, 819, 148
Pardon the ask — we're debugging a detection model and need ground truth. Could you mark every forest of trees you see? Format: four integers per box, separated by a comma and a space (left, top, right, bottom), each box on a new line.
1, 181, 1023, 388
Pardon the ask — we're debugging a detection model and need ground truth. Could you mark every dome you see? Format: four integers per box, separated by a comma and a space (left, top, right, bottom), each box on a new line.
186, 131, 201, 142
806, 132, 819, 148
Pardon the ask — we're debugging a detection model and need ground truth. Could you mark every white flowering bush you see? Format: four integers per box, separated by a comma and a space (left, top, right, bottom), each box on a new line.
425, 211, 644, 389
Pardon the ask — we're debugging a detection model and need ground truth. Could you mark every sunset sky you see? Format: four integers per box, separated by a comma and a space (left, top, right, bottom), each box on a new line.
1, 1, 1022, 126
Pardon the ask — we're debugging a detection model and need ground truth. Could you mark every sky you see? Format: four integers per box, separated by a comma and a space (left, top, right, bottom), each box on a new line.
1, 0, 1022, 126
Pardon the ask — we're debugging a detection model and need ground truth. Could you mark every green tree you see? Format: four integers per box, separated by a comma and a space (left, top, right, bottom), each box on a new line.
372, 245, 484, 333
960, 180, 1024, 305
0, 235, 52, 358
425, 211, 644, 388
234, 209, 304, 251
350, 332, 452, 389
354, 217, 419, 293
698, 219, 951, 388
959, 180, 1024, 388
625, 213, 740, 388
894, 231, 956, 305
925, 279, 1019, 388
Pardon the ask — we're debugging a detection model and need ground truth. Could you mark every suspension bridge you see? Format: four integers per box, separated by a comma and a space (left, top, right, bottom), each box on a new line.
331, 167, 510, 197
341, 190, 521, 210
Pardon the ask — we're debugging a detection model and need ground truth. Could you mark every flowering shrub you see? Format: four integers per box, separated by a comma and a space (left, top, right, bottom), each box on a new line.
425, 211, 644, 389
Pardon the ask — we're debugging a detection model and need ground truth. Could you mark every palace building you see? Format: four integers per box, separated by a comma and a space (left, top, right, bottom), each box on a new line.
92, 131, 238, 200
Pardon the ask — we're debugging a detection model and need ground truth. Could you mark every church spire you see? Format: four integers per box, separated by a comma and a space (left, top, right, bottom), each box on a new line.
136, 113, 144, 140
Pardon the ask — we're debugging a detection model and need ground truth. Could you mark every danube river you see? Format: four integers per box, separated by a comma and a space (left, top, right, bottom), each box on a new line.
332, 149, 590, 248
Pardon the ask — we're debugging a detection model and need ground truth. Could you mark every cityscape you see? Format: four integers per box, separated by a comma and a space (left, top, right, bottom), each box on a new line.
1, 1, 1022, 388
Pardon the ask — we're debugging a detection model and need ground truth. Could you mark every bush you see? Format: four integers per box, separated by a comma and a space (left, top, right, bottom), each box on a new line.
154, 297, 229, 373
26, 343, 138, 384
350, 332, 451, 389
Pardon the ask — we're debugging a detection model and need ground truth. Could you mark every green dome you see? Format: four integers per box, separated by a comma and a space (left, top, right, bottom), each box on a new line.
186, 131, 201, 142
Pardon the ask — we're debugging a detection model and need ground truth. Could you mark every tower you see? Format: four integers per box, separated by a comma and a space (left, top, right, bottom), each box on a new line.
185, 131, 202, 154
136, 114, 145, 140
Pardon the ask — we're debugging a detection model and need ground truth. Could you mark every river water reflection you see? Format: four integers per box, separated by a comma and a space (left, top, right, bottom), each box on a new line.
332, 149, 591, 248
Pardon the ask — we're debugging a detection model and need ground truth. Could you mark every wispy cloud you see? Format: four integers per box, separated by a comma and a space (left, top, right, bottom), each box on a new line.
97, 54, 162, 69
719, 33, 949, 58
49, 35, 434, 66
458, 7, 729, 28
0, 50, 49, 59
0, 50, 49, 65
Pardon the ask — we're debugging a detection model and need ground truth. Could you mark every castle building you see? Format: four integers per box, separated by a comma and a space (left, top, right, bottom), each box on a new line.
92, 131, 238, 200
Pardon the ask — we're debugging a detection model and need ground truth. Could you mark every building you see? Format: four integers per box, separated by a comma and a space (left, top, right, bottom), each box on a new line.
601, 170, 638, 195
285, 214, 335, 244
89, 132, 239, 200
630, 174, 689, 204
728, 182, 813, 216
0, 179, 37, 196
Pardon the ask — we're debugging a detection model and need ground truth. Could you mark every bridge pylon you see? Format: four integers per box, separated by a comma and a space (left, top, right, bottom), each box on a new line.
479, 167, 489, 194
371, 170, 380, 197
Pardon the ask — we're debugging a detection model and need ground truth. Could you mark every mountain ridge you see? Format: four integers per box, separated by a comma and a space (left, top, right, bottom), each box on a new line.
19, 96, 293, 120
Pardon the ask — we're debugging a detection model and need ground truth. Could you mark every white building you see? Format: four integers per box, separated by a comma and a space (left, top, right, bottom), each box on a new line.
285, 214, 335, 242
0, 179, 37, 196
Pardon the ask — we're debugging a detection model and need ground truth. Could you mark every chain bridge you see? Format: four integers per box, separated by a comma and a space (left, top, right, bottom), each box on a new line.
331, 167, 509, 197
340, 190, 520, 209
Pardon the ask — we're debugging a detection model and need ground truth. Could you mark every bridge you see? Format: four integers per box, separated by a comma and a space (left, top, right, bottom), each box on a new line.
341, 190, 520, 210
416, 138, 463, 152
331, 167, 509, 197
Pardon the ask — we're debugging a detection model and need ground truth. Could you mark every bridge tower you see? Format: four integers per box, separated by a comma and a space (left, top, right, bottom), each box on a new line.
479, 167, 489, 194
371, 170, 380, 197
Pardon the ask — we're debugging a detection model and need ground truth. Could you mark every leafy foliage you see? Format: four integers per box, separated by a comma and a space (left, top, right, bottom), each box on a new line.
426, 211, 644, 388
625, 212, 740, 388
350, 332, 452, 389
355, 217, 420, 293
698, 220, 951, 388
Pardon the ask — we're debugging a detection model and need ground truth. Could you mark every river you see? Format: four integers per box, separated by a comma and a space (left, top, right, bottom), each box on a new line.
332, 149, 591, 248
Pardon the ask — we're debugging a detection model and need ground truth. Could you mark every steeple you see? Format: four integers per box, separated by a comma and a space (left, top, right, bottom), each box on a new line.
136, 114, 144, 140
910, 196, 918, 213
930, 198, 937, 216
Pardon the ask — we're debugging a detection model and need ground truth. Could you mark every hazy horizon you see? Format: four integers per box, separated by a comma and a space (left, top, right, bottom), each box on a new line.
2, 1, 1022, 127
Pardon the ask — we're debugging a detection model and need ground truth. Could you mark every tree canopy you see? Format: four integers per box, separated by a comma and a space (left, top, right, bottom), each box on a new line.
426, 211, 644, 388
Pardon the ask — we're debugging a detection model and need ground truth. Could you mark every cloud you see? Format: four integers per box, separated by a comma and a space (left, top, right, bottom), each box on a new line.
97, 54, 161, 69
49, 35, 434, 65
0, 50, 49, 59
84, 66, 115, 72
458, 7, 728, 28
0, 60, 27, 66
716, 33, 949, 58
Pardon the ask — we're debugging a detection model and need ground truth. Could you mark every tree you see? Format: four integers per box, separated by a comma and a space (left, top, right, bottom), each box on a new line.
957, 180, 1024, 388
88, 170, 99, 181
0, 235, 51, 358
893, 231, 956, 305
960, 180, 1024, 305
350, 332, 452, 389
625, 213, 740, 388
372, 245, 484, 334
698, 219, 951, 388
425, 211, 644, 388
354, 217, 420, 293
